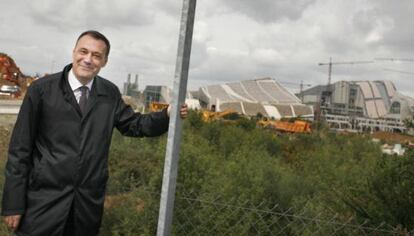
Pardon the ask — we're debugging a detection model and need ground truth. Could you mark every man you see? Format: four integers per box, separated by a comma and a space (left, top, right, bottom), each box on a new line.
1, 30, 188, 235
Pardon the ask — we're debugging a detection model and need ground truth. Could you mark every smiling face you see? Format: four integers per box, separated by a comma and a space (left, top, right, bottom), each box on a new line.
72, 35, 108, 84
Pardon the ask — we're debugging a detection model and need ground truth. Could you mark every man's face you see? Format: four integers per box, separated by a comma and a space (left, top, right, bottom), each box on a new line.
72, 35, 108, 83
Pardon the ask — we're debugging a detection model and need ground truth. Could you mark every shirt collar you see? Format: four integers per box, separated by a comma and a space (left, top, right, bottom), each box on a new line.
68, 69, 94, 91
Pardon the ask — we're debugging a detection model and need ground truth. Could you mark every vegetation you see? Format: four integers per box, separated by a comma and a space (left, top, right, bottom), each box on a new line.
0, 111, 413, 235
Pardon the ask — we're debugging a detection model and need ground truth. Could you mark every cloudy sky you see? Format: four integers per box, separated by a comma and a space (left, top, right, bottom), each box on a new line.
1, 0, 413, 96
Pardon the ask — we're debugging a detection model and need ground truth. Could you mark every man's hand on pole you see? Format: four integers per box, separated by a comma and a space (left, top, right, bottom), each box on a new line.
167, 104, 188, 119
4, 215, 21, 231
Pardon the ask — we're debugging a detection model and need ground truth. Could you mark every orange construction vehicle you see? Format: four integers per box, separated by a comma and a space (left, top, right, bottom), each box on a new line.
0, 53, 20, 83
149, 102, 169, 112
274, 120, 312, 133
258, 119, 312, 133
0, 53, 35, 99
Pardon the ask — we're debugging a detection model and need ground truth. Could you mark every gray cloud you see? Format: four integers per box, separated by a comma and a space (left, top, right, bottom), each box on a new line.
222, 0, 316, 23
27, 0, 155, 30
1, 0, 414, 98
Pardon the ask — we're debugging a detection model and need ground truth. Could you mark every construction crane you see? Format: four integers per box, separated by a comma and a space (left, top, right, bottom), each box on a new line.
318, 57, 374, 87
278, 80, 312, 102
383, 68, 414, 75
376, 57, 414, 76
316, 58, 374, 122
375, 58, 414, 62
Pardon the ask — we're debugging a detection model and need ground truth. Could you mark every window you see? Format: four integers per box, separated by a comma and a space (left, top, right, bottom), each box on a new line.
390, 102, 401, 114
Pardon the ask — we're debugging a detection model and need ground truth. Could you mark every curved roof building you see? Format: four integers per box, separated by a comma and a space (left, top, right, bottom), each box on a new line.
198, 78, 313, 119
300, 80, 413, 120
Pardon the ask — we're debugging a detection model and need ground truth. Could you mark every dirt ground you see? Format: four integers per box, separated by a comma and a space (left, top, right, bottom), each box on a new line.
0, 115, 17, 127
371, 131, 414, 144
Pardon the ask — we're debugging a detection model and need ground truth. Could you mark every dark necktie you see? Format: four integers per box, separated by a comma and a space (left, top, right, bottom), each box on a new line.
79, 86, 88, 115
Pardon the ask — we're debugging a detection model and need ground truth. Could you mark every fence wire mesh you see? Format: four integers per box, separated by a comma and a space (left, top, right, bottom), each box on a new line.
102, 187, 413, 236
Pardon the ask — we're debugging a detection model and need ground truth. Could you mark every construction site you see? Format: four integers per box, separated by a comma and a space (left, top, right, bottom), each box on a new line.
1, 52, 414, 149
1, 52, 414, 235
2, 54, 414, 138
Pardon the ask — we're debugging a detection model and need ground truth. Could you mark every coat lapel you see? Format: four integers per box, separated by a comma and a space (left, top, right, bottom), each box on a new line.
59, 64, 82, 118
82, 81, 97, 119
82, 76, 109, 121
59, 64, 110, 121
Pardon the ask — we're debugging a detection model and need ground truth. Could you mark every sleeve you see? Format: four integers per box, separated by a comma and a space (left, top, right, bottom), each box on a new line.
114, 94, 170, 137
1, 85, 41, 216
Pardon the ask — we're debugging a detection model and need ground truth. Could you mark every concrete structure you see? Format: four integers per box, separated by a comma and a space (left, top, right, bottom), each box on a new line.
185, 91, 201, 110
300, 80, 413, 132
386, 92, 414, 121
197, 78, 314, 119
123, 73, 140, 98
300, 80, 399, 119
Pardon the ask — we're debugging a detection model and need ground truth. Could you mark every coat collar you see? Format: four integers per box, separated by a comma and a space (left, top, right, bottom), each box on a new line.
59, 64, 110, 119
59, 64, 110, 97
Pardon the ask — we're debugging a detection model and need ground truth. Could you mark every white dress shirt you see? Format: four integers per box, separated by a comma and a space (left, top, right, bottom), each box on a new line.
68, 69, 94, 103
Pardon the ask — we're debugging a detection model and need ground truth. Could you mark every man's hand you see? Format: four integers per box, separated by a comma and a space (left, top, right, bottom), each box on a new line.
167, 104, 188, 119
4, 215, 21, 231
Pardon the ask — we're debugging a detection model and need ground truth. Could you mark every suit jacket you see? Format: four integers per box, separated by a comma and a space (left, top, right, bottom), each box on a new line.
1, 64, 169, 236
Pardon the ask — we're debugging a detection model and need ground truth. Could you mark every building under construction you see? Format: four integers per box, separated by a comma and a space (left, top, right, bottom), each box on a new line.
197, 78, 314, 119
299, 80, 414, 132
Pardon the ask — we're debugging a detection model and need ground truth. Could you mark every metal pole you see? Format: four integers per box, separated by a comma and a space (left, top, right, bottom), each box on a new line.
157, 0, 197, 235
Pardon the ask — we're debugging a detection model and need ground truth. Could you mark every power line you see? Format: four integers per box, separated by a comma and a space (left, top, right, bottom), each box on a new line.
375, 57, 414, 62
383, 68, 414, 75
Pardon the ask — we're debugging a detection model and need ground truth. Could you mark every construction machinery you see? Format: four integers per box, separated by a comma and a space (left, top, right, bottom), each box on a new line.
149, 102, 169, 112
201, 109, 239, 123
0, 53, 35, 99
0, 53, 20, 83
375, 58, 414, 76
257, 119, 312, 133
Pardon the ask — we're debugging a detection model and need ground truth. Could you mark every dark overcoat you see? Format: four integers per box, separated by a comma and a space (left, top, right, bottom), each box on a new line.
1, 64, 169, 235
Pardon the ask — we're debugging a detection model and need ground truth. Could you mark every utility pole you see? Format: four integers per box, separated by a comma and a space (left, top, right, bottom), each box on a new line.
157, 0, 197, 236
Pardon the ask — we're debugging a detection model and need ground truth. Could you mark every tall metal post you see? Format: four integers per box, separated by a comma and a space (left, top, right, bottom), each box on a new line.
157, 0, 197, 235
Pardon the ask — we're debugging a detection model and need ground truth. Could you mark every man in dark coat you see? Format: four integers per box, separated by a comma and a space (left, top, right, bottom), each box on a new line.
1, 30, 187, 236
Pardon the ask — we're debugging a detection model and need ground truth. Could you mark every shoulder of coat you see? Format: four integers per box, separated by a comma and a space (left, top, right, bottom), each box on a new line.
27, 72, 61, 95
31, 72, 61, 87
95, 76, 121, 96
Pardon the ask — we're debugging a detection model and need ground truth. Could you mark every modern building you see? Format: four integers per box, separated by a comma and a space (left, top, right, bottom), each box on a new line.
299, 80, 399, 118
197, 78, 314, 119
299, 80, 413, 132
387, 92, 414, 121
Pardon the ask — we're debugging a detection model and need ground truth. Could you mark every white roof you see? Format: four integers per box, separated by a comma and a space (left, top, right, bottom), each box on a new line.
200, 78, 301, 105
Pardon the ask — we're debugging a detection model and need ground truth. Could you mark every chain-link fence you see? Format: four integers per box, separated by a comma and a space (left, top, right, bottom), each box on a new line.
102, 188, 413, 236
177, 196, 413, 235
